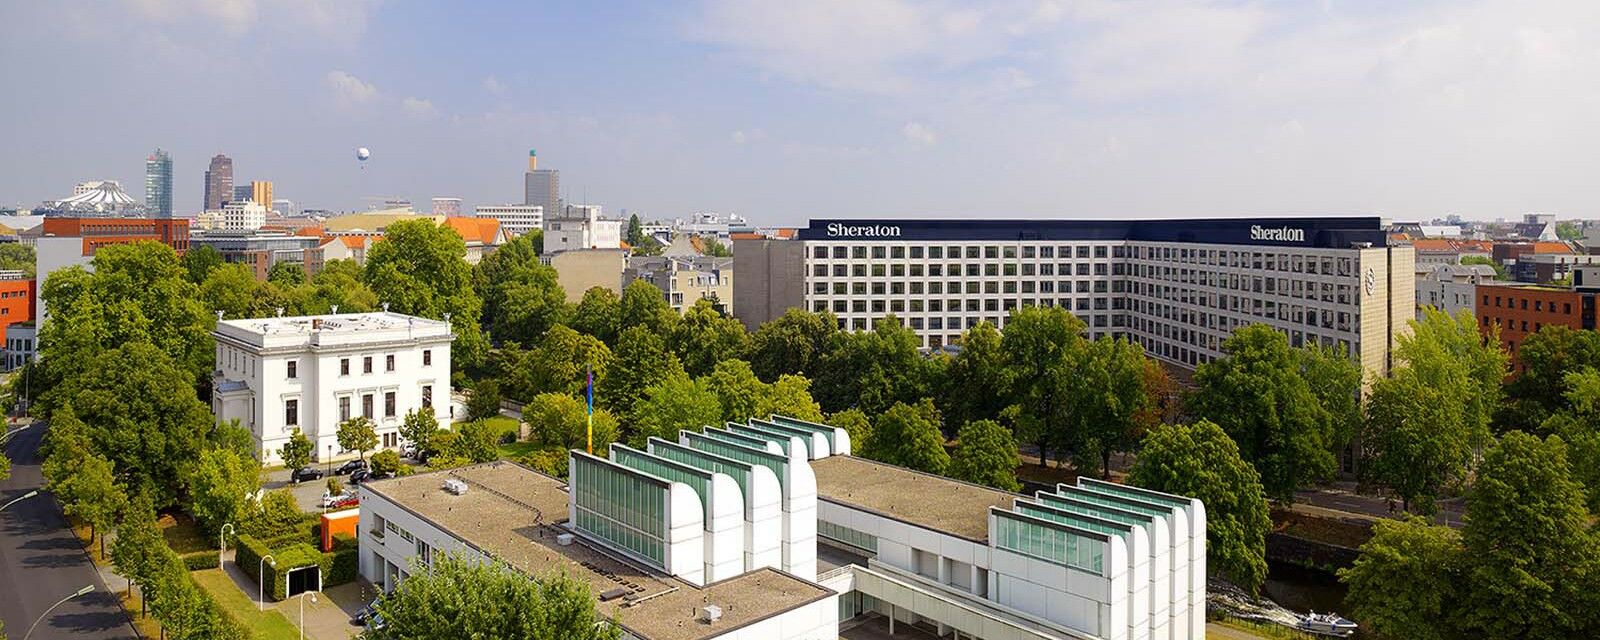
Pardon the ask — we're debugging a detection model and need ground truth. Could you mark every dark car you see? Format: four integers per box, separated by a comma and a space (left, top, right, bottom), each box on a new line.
354, 600, 379, 625
349, 469, 370, 485
290, 466, 323, 483
335, 459, 368, 476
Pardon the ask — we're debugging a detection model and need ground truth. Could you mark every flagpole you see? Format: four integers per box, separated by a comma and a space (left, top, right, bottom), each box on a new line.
586, 364, 594, 454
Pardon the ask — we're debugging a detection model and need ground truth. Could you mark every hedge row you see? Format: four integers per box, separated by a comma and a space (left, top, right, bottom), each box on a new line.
180, 550, 220, 571
235, 532, 359, 600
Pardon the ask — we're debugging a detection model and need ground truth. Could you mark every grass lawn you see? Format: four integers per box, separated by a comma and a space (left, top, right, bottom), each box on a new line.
118, 588, 161, 639
1213, 616, 1318, 640
479, 415, 521, 440
498, 440, 542, 459
159, 512, 213, 554
191, 569, 302, 640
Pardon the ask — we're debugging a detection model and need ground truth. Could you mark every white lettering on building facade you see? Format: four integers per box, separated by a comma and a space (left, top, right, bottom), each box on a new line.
1250, 225, 1306, 242
827, 223, 903, 238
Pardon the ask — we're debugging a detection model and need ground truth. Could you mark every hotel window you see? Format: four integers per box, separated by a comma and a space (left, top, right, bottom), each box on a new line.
287, 361, 297, 379
421, 385, 433, 408
852, 247, 867, 259
833, 247, 847, 259
340, 358, 350, 375
363, 356, 373, 373
285, 399, 299, 426
910, 246, 924, 259
928, 247, 943, 259
423, 350, 432, 366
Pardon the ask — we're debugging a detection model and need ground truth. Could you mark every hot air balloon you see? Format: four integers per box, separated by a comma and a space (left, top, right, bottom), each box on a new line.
356, 147, 371, 161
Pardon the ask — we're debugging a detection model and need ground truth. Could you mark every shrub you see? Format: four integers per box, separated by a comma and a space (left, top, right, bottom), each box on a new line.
324, 546, 359, 587
235, 534, 271, 583
236, 489, 306, 541
181, 550, 220, 571
519, 447, 570, 479
266, 542, 325, 600
330, 532, 358, 552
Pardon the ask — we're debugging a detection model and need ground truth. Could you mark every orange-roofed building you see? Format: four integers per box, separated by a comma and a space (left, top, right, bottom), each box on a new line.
442, 217, 506, 263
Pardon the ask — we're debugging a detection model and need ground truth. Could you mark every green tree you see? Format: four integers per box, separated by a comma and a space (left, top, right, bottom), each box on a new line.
671, 299, 750, 378
199, 263, 263, 319
1458, 432, 1600, 639
326, 476, 344, 496
266, 261, 305, 287
999, 306, 1086, 466
939, 322, 1010, 429
1189, 325, 1336, 503
364, 218, 487, 371
47, 343, 213, 506
1339, 517, 1463, 640
624, 214, 647, 248
1363, 368, 1474, 514
478, 234, 566, 346
187, 446, 260, 536
370, 449, 403, 476
599, 326, 685, 421
466, 377, 503, 421
1298, 343, 1363, 450
0, 242, 35, 279
111, 492, 164, 603
705, 359, 766, 423
61, 453, 124, 555
1129, 420, 1271, 594
948, 420, 1021, 491
369, 553, 622, 640
301, 259, 378, 314
701, 237, 732, 257
180, 244, 223, 284
1556, 220, 1584, 241
748, 309, 838, 382
828, 409, 873, 455
868, 400, 949, 474
1543, 369, 1600, 512
496, 325, 611, 401
525, 393, 619, 453
1402, 308, 1507, 452
760, 374, 825, 422
630, 373, 721, 447
814, 316, 934, 415
399, 408, 440, 456
1065, 336, 1151, 478
336, 416, 379, 462
1502, 326, 1600, 432
618, 279, 678, 336
569, 287, 621, 345
279, 428, 313, 470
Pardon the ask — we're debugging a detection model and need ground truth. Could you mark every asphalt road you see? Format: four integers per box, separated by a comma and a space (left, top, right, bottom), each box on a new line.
0, 423, 139, 640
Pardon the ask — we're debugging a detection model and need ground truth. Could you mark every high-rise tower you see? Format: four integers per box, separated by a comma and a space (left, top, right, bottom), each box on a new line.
523, 149, 559, 218
144, 148, 173, 218
204, 154, 233, 211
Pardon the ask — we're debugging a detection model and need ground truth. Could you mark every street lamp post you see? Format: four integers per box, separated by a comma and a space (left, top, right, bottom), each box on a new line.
259, 555, 275, 612
1, 489, 39, 513
23, 585, 94, 640
299, 590, 320, 640
219, 523, 235, 569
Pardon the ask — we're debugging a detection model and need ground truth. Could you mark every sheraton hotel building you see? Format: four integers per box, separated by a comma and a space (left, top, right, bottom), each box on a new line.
735, 217, 1414, 377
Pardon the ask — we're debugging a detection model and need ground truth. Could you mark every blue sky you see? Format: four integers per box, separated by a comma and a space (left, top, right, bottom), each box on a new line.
4, 1, 1600, 225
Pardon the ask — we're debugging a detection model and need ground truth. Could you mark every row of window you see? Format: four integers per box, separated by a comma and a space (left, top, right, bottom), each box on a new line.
993, 513, 1105, 574
1482, 295, 1573, 315
571, 457, 668, 567
334, 349, 432, 377
818, 520, 879, 553
813, 244, 1118, 261
809, 243, 1360, 276
284, 384, 432, 428
371, 512, 433, 566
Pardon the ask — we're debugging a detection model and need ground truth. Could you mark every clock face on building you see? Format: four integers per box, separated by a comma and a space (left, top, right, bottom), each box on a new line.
1364, 267, 1377, 295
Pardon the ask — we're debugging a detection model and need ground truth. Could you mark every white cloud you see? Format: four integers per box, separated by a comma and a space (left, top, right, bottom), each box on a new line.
482, 75, 505, 95
902, 122, 937, 145
731, 130, 747, 144
325, 70, 378, 106
121, 0, 378, 39
401, 96, 437, 118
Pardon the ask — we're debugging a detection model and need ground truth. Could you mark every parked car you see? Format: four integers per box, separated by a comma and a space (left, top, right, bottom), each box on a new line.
349, 469, 370, 485
319, 491, 359, 509
354, 600, 378, 625
290, 466, 323, 483
335, 459, 368, 476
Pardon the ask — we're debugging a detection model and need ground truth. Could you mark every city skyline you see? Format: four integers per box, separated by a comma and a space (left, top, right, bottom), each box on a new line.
4, 1, 1600, 225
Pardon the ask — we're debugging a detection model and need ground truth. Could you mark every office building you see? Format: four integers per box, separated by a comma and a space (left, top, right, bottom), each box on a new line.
145, 148, 173, 218
546, 204, 621, 252
523, 149, 559, 214
251, 181, 274, 210
358, 416, 1206, 640
0, 273, 35, 371
33, 217, 190, 321
430, 197, 462, 217
1477, 279, 1597, 374
472, 204, 543, 238
211, 312, 453, 463
205, 154, 234, 211
233, 184, 254, 204
188, 230, 322, 280
735, 218, 1413, 377
219, 200, 268, 231
272, 199, 297, 217
1415, 263, 1496, 320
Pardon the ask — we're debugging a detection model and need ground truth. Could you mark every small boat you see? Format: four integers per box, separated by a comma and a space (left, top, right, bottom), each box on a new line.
1296, 611, 1358, 637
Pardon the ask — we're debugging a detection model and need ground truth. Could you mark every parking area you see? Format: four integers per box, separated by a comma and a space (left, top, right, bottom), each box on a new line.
264, 465, 363, 512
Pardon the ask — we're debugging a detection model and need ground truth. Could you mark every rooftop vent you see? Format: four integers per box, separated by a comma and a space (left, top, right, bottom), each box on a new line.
599, 587, 630, 602
700, 605, 722, 623
442, 479, 469, 495
556, 533, 574, 546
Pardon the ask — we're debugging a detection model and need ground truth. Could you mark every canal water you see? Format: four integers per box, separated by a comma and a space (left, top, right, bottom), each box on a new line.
1262, 560, 1365, 638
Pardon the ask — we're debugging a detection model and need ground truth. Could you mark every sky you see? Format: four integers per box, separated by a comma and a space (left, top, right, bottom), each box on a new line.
3, 0, 1600, 226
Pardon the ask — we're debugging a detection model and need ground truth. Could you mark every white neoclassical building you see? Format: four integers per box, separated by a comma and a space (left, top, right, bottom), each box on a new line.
211, 312, 453, 464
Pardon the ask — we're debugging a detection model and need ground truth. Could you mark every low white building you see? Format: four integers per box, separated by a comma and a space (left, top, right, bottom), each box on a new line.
211, 312, 452, 464
1415, 263, 1496, 320
546, 204, 622, 251
473, 204, 544, 238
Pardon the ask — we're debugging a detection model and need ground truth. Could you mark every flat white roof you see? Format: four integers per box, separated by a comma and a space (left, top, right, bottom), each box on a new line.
213, 311, 452, 350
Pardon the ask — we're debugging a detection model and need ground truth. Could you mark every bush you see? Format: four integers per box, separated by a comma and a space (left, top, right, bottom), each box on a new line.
236, 489, 306, 541
330, 532, 358, 552
324, 546, 358, 587
181, 550, 220, 571
370, 449, 401, 476
266, 542, 325, 601
518, 448, 570, 479
235, 534, 271, 583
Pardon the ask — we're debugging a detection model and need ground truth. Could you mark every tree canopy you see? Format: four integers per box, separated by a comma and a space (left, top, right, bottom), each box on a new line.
748, 309, 838, 382
478, 234, 566, 346
671, 299, 750, 378
867, 399, 950, 474
364, 218, 487, 370
948, 419, 1021, 491
369, 554, 622, 640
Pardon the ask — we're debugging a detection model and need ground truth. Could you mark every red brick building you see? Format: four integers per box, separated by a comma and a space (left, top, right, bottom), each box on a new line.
1477, 283, 1597, 373
38, 217, 190, 255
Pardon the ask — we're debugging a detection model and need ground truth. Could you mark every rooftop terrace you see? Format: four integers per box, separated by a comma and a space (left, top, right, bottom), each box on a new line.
362, 462, 832, 640
810, 456, 1018, 542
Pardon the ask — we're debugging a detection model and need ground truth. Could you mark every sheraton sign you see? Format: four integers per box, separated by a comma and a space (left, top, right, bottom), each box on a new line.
826, 223, 903, 238
1250, 225, 1306, 242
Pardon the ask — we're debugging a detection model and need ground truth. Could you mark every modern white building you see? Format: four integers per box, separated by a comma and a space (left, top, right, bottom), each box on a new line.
211, 312, 453, 464
214, 200, 268, 231
357, 414, 1205, 640
546, 204, 622, 252
735, 218, 1413, 378
1415, 263, 1496, 320
431, 197, 462, 217
472, 204, 544, 238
